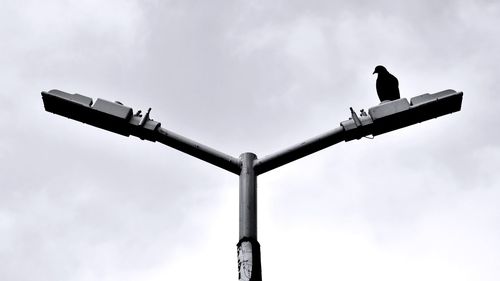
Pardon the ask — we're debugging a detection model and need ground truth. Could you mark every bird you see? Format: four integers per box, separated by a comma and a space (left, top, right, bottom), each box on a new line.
373, 65, 400, 102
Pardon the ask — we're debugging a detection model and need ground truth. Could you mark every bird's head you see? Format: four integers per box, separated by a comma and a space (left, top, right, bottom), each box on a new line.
373, 65, 387, 75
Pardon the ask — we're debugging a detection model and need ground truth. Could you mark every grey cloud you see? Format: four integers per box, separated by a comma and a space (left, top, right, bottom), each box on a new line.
1, 0, 500, 280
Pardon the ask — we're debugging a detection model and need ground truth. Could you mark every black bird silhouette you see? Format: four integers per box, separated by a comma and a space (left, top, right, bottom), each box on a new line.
373, 65, 400, 102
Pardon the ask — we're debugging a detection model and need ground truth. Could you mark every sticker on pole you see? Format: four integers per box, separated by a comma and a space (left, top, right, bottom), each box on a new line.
238, 241, 253, 281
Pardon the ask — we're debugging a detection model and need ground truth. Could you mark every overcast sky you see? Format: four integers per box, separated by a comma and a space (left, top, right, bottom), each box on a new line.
1, 0, 499, 280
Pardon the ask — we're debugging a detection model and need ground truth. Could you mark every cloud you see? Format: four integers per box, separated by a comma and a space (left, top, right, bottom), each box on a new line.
1, 0, 500, 280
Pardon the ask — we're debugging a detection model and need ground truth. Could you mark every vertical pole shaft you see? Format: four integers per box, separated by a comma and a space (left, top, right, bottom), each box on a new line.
239, 152, 257, 239
238, 152, 262, 281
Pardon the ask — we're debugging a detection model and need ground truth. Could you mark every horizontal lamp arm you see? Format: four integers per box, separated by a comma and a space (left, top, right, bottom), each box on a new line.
253, 126, 346, 175
154, 127, 241, 175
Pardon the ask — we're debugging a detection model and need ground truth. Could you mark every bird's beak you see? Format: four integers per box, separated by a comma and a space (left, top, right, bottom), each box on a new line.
372, 70, 376, 74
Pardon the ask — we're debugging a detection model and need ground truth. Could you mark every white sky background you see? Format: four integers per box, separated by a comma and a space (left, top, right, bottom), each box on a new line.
1, 0, 499, 280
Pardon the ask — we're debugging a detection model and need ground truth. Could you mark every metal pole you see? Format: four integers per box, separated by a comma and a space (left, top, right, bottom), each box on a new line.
238, 152, 261, 281
155, 127, 241, 174
254, 126, 346, 175
41, 89, 463, 280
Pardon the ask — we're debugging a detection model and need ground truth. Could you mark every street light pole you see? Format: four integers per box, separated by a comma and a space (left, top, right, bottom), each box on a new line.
238, 152, 261, 281
41, 89, 463, 281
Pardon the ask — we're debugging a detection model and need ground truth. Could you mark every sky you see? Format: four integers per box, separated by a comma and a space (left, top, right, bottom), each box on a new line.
1, 0, 499, 280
